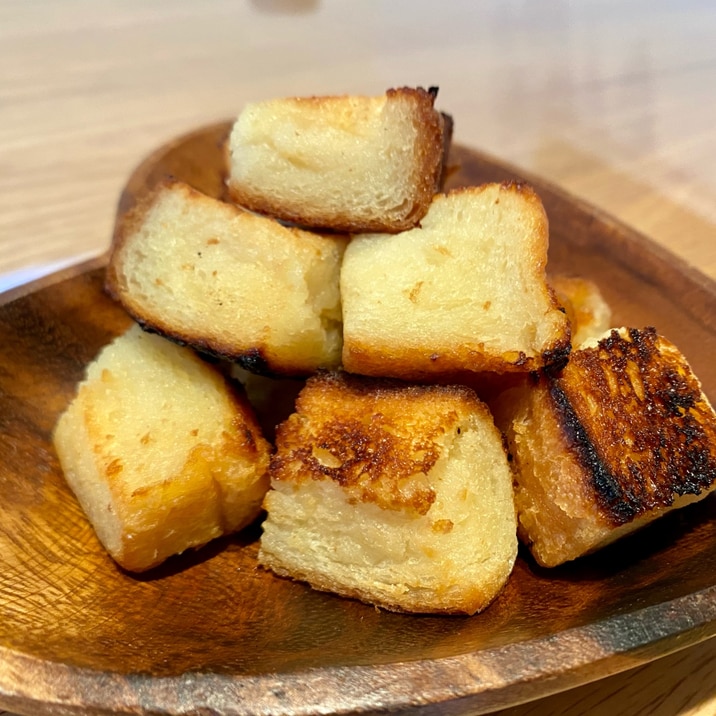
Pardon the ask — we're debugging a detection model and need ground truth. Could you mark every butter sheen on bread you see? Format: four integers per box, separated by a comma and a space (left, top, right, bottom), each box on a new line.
259, 372, 518, 614
227, 87, 447, 233
53, 325, 271, 572
106, 179, 346, 376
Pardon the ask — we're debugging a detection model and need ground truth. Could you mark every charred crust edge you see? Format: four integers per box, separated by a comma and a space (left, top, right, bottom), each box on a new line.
548, 380, 638, 525
129, 318, 289, 378
235, 347, 274, 377
542, 340, 572, 373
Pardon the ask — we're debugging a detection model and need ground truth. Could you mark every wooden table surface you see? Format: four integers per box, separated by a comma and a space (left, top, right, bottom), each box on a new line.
1, 1, 715, 715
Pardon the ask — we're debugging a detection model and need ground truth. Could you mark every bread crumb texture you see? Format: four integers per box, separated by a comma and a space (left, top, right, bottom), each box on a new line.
260, 371, 517, 614
227, 87, 445, 232
496, 327, 716, 566
53, 324, 271, 572
106, 180, 346, 376
341, 183, 571, 378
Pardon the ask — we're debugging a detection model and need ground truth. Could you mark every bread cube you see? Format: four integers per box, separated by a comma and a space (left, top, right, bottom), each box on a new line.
551, 274, 612, 348
341, 183, 572, 379
259, 371, 518, 615
106, 180, 346, 376
53, 325, 271, 572
226, 87, 448, 233
493, 327, 716, 567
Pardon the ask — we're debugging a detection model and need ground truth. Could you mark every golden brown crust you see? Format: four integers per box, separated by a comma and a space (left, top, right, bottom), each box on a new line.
226, 87, 446, 233
385, 87, 446, 230
496, 327, 716, 567
260, 558, 501, 616
552, 327, 716, 524
269, 371, 486, 516
342, 334, 571, 379
438, 111, 454, 188
260, 369, 517, 614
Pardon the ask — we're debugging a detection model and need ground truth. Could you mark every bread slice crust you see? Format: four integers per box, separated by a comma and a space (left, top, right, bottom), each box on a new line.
553, 327, 716, 522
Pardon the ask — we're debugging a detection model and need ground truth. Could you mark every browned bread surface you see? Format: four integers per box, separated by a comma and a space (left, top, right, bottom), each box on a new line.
551, 274, 612, 348
226, 87, 447, 233
341, 183, 572, 379
259, 372, 518, 615
106, 179, 346, 376
53, 325, 271, 572
494, 327, 716, 567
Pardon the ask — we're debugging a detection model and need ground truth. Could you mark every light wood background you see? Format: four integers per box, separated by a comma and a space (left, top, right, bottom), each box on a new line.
1, 1, 715, 715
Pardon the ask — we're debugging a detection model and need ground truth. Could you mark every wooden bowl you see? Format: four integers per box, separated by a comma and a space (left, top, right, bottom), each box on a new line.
0, 123, 715, 716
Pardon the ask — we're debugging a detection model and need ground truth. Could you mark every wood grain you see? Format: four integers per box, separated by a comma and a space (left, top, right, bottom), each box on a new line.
492, 638, 716, 716
2, 3, 716, 713
2, 1, 716, 291
0, 126, 714, 716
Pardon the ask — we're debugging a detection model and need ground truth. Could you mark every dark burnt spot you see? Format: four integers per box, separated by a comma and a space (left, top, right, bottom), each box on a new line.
130, 317, 200, 350
552, 327, 716, 526
241, 424, 257, 452
271, 413, 438, 516
659, 376, 697, 416
268, 373, 481, 515
129, 319, 282, 375
512, 351, 528, 368
542, 340, 571, 372
549, 381, 636, 523
236, 348, 272, 377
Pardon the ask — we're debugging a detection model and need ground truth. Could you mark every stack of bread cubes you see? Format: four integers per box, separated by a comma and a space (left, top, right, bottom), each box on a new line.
53, 87, 716, 616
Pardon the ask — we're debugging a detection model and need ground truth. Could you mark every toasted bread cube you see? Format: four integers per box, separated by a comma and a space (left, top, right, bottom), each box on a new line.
494, 327, 716, 567
259, 372, 518, 615
106, 180, 346, 376
226, 87, 447, 233
341, 183, 571, 379
551, 274, 612, 348
53, 325, 271, 572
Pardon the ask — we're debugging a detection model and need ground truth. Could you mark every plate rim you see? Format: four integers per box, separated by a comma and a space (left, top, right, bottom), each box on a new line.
2, 123, 716, 715
1, 582, 714, 715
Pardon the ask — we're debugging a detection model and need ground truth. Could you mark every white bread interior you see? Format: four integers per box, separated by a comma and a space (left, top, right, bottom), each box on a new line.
53, 324, 271, 572
341, 183, 571, 379
259, 372, 517, 615
226, 87, 446, 233
106, 180, 346, 376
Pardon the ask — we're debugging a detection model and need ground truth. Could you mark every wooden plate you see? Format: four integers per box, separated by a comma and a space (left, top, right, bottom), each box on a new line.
1, 123, 715, 716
